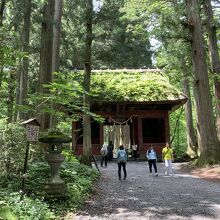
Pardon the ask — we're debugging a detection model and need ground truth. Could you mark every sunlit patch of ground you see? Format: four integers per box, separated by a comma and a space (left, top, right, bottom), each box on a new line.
177, 163, 220, 183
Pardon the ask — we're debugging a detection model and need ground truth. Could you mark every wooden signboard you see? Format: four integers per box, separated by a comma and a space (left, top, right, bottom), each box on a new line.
26, 124, 39, 142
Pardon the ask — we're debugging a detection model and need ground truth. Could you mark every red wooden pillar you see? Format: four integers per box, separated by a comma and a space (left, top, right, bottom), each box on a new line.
72, 121, 77, 152
164, 112, 170, 143
137, 116, 143, 152
100, 123, 103, 146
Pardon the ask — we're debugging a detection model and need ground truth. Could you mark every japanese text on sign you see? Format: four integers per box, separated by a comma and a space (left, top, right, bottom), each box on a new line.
26, 125, 39, 142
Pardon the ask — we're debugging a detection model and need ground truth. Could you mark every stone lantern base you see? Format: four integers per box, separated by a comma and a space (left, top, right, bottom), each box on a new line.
44, 153, 67, 197
44, 182, 67, 197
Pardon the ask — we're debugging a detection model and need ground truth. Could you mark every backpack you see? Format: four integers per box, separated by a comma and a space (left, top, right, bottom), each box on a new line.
118, 150, 126, 163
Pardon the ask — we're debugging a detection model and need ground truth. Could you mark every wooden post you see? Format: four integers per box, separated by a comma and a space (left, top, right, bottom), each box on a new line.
92, 155, 100, 172
20, 118, 40, 200
20, 142, 30, 200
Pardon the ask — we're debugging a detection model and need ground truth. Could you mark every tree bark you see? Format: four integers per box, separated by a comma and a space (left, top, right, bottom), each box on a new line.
50, 0, 63, 128
82, 0, 93, 166
52, 0, 63, 73
38, 0, 55, 131
0, 0, 6, 89
202, 0, 220, 138
182, 76, 198, 157
185, 0, 220, 163
0, 0, 6, 26
17, 0, 32, 120
7, 71, 16, 123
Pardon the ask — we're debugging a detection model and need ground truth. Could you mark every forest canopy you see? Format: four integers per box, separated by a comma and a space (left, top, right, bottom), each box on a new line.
1, 0, 220, 218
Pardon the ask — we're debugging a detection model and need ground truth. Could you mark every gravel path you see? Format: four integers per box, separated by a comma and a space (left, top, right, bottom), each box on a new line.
75, 161, 220, 220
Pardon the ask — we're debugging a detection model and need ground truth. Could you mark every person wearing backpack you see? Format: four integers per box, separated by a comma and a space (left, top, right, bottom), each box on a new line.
117, 145, 127, 180
162, 142, 174, 175
146, 146, 158, 176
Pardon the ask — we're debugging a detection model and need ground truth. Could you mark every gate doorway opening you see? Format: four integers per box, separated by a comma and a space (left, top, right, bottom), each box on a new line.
103, 124, 131, 158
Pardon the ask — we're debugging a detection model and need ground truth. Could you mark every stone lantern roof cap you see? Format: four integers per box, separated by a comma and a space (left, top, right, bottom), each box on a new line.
38, 130, 71, 143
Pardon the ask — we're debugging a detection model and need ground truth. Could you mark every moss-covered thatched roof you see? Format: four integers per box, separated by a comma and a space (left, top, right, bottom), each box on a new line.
89, 70, 186, 103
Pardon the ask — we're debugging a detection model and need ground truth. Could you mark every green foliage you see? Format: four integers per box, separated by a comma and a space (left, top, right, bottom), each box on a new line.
93, 0, 152, 68
61, 150, 78, 162
170, 108, 187, 158
0, 193, 56, 220
27, 71, 105, 126
0, 120, 26, 174
0, 155, 100, 218
0, 28, 18, 68
25, 162, 50, 195
0, 203, 17, 220
0, 161, 50, 193
44, 160, 100, 215
61, 0, 152, 69
0, 173, 21, 192
60, 160, 100, 183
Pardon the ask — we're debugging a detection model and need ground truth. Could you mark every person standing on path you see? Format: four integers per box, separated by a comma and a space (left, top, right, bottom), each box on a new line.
107, 141, 114, 161
132, 144, 138, 160
117, 145, 127, 180
146, 146, 158, 176
100, 144, 108, 167
162, 142, 174, 175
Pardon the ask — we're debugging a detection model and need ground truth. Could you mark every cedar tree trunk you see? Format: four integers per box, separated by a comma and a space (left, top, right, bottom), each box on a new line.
38, 0, 55, 131
17, 0, 32, 120
82, 0, 93, 166
185, 0, 220, 163
182, 76, 198, 157
203, 0, 220, 138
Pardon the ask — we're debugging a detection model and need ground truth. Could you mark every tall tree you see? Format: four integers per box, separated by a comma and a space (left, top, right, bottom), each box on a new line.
17, 0, 32, 120
38, 0, 55, 130
6, 0, 23, 123
7, 70, 16, 123
82, 0, 93, 166
94, 0, 152, 68
202, 0, 220, 137
52, 0, 63, 73
185, 0, 220, 163
144, 0, 198, 155
61, 0, 152, 70
0, 0, 6, 26
182, 74, 198, 157
50, 0, 63, 128
0, 0, 6, 89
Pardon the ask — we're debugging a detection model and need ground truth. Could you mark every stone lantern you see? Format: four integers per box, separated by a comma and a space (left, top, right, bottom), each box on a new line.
39, 130, 71, 197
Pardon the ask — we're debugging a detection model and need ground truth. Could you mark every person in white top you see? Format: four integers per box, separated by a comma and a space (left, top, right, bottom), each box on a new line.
100, 144, 108, 167
146, 146, 158, 176
132, 144, 138, 160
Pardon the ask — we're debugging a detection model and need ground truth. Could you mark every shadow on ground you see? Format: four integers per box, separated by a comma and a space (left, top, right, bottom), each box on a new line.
76, 162, 220, 220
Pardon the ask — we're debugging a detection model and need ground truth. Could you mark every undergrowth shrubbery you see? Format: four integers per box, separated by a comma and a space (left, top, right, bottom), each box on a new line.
0, 153, 100, 219
0, 193, 55, 220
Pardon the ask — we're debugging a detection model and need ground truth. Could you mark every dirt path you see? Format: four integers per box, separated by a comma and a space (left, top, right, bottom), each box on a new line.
73, 162, 220, 220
